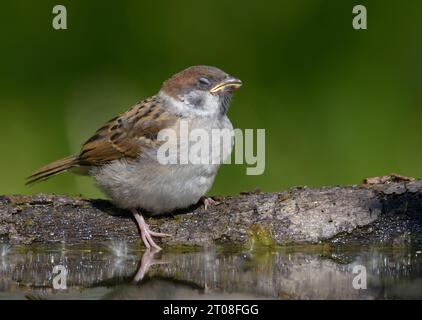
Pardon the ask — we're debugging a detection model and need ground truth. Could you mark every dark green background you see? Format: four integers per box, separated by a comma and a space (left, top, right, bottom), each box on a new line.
1, 0, 421, 199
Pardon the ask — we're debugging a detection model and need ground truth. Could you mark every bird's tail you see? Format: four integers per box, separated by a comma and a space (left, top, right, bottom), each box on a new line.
26, 155, 79, 185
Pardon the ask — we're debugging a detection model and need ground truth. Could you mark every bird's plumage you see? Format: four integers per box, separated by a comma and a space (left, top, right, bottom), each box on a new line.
26, 96, 177, 184
79, 96, 177, 165
26, 65, 241, 217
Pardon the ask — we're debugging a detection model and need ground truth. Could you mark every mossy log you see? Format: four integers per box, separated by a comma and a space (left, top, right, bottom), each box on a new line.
1, 177, 422, 247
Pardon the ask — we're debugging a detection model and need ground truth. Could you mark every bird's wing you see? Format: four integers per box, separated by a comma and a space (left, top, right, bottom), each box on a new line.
78, 96, 177, 165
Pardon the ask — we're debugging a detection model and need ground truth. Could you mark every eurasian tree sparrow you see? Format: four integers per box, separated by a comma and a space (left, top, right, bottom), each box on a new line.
27, 65, 242, 249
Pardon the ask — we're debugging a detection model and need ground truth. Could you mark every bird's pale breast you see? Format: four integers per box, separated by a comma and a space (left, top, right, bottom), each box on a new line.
91, 115, 233, 214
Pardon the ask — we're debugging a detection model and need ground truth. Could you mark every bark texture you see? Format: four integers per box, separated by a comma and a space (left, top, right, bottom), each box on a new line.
1, 179, 422, 247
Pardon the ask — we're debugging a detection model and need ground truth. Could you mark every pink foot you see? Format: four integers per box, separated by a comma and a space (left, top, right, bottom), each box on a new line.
199, 196, 219, 211
131, 209, 171, 250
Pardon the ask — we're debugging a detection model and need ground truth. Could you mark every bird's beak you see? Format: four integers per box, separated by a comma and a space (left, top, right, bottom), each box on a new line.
210, 77, 242, 94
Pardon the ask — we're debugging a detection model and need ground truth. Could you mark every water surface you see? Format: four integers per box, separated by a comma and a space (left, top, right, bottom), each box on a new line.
0, 243, 421, 299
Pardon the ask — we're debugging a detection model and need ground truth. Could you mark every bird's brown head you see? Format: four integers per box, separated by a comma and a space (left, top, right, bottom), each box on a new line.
160, 65, 242, 116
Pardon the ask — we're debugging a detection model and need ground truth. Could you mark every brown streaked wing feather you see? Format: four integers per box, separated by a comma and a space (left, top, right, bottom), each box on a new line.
78, 96, 176, 165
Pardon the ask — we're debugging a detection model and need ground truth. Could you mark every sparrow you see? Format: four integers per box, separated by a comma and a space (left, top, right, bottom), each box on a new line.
26, 65, 242, 250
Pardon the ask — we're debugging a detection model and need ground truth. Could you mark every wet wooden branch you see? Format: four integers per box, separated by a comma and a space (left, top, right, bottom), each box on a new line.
1, 178, 422, 247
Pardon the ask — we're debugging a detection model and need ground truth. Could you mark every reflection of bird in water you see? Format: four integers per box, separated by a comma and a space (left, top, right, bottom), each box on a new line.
100, 249, 262, 300
132, 248, 169, 282
103, 276, 261, 300
103, 277, 205, 300
101, 248, 204, 299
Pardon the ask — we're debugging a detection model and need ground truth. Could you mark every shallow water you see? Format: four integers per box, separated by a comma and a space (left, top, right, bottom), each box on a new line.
0, 243, 421, 299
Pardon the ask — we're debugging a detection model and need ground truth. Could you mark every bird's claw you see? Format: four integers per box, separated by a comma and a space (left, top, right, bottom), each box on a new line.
199, 196, 219, 211
132, 209, 171, 250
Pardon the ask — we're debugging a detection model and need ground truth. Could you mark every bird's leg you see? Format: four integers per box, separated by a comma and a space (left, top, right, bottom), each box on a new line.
199, 196, 219, 211
131, 209, 170, 250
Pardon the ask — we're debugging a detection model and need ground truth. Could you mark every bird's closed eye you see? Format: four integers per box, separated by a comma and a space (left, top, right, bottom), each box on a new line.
198, 77, 211, 87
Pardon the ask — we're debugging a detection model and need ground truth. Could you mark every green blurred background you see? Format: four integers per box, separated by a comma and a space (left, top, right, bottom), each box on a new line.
0, 0, 421, 199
